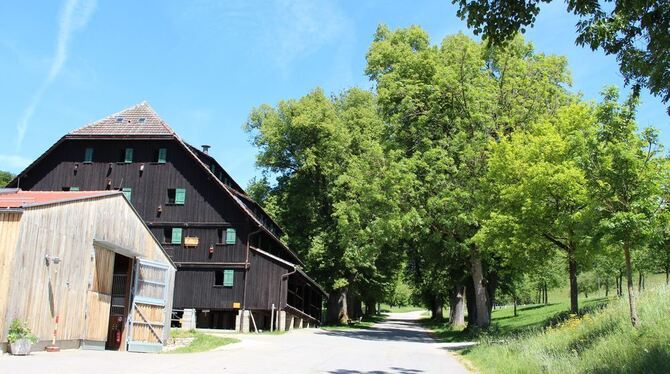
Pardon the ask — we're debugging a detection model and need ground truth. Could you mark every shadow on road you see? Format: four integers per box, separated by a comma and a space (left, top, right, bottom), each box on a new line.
328, 367, 424, 374
318, 318, 435, 343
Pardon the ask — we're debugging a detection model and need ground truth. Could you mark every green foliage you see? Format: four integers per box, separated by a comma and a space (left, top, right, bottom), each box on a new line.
0, 170, 14, 187
7, 319, 37, 343
452, 0, 670, 111
462, 287, 670, 374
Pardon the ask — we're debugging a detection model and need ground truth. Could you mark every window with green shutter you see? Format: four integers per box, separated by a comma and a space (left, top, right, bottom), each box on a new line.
175, 188, 186, 205
171, 227, 183, 245
124, 148, 134, 163
84, 148, 94, 163
157, 148, 167, 163
122, 187, 132, 202
210, 164, 216, 173
225, 228, 236, 244
223, 269, 234, 287
66, 186, 80, 191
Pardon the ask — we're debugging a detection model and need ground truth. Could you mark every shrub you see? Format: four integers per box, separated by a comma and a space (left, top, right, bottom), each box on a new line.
7, 319, 37, 344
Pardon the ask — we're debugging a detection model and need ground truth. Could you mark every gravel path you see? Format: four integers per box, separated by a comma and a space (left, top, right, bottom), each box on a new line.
0, 311, 470, 373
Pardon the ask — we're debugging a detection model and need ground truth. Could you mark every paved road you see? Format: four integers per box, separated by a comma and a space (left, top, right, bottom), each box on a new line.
0, 311, 470, 373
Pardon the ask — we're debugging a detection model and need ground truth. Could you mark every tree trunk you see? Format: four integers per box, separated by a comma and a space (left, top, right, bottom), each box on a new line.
465, 277, 477, 326
605, 281, 609, 297
544, 283, 548, 305
513, 297, 517, 317
326, 287, 349, 324
486, 271, 498, 319
638, 272, 643, 293
470, 248, 490, 328
431, 294, 444, 321
624, 243, 640, 327
448, 285, 465, 327
365, 298, 377, 316
666, 265, 669, 286
568, 249, 579, 314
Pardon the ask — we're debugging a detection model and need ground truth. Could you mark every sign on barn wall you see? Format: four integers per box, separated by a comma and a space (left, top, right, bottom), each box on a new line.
184, 236, 199, 247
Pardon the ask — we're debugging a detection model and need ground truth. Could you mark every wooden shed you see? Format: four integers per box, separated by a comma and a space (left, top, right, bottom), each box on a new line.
0, 189, 176, 353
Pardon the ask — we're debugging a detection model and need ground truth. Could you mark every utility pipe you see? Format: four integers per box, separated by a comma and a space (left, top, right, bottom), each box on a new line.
276, 265, 298, 329
242, 227, 263, 310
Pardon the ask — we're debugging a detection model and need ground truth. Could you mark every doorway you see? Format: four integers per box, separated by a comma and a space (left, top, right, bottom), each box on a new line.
105, 254, 132, 350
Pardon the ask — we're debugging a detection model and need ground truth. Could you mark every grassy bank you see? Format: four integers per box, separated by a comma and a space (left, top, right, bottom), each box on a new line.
462, 286, 670, 373
168, 329, 239, 353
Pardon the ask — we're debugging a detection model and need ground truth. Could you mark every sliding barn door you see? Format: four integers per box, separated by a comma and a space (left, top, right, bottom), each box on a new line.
126, 259, 169, 353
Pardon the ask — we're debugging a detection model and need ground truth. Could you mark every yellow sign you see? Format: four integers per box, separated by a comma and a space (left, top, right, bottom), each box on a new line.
232, 302, 241, 309
184, 236, 199, 247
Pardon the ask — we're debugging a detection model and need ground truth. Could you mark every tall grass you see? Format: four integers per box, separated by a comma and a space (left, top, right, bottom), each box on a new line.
462, 286, 670, 373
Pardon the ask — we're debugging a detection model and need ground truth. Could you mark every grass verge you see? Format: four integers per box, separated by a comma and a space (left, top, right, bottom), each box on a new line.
168, 329, 239, 353
459, 287, 670, 373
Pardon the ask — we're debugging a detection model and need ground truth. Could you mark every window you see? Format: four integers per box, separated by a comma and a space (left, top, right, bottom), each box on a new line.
164, 227, 183, 245
210, 164, 216, 173
138, 117, 146, 123
124, 148, 134, 163
116, 116, 123, 122
225, 228, 236, 245
62, 186, 80, 191
224, 269, 234, 287
122, 187, 132, 202
214, 270, 224, 286
167, 188, 186, 205
157, 148, 167, 163
84, 148, 94, 163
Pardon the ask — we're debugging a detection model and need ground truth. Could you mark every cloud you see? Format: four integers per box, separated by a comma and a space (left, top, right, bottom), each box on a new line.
0, 154, 33, 172
15, 0, 96, 151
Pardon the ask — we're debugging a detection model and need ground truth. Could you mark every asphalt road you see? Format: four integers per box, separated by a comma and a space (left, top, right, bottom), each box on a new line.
0, 311, 471, 373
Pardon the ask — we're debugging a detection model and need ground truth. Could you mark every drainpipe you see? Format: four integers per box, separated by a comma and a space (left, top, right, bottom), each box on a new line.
242, 227, 263, 310
276, 265, 298, 329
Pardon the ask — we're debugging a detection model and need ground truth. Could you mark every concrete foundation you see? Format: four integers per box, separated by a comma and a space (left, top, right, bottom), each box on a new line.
278, 311, 286, 331
240, 310, 251, 333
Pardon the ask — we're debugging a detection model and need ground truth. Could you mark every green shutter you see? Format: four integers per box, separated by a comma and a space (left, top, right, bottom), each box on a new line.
125, 148, 134, 163
122, 187, 132, 202
84, 148, 93, 163
175, 188, 186, 205
171, 228, 183, 245
70, 187, 80, 191
210, 164, 216, 173
225, 228, 236, 244
158, 148, 167, 163
223, 269, 234, 287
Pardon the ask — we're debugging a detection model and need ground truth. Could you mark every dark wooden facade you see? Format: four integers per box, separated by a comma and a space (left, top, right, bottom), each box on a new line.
8, 102, 325, 328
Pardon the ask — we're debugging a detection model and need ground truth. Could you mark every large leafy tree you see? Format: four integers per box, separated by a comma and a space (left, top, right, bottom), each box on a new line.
365, 26, 571, 327
478, 103, 598, 314
452, 0, 670, 112
0, 171, 13, 187
585, 87, 666, 326
245, 87, 402, 322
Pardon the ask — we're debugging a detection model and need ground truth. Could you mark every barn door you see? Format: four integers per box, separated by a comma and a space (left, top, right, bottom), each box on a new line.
126, 259, 169, 353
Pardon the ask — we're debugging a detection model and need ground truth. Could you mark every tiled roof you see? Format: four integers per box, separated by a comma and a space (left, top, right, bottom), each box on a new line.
0, 190, 119, 208
69, 101, 175, 136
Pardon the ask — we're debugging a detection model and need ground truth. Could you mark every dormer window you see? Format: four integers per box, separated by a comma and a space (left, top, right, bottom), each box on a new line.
116, 116, 123, 123
138, 117, 146, 123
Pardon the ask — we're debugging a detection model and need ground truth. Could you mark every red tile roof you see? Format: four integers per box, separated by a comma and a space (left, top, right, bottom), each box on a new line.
0, 190, 119, 208
69, 101, 175, 136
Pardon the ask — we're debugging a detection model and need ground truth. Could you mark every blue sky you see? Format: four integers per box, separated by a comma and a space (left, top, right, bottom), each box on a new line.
1, 0, 668, 186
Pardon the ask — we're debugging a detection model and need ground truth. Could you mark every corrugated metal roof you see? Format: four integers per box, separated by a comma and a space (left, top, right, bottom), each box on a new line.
69, 101, 174, 136
0, 190, 119, 208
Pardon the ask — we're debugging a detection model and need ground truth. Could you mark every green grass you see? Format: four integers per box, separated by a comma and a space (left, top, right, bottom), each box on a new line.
321, 314, 386, 331
167, 329, 239, 353
461, 286, 670, 373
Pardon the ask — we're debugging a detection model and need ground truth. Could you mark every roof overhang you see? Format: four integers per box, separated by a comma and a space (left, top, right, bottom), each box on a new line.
93, 239, 142, 258
249, 246, 327, 297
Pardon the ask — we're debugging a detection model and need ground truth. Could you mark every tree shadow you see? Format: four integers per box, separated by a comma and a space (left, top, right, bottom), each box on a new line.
328, 367, 424, 374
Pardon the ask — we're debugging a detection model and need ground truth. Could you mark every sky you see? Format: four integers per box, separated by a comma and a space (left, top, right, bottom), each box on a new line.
1, 0, 668, 186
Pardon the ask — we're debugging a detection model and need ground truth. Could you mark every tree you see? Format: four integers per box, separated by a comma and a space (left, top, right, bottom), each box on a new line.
452, 0, 670, 112
0, 171, 13, 187
245, 87, 402, 323
365, 26, 571, 327
585, 87, 665, 327
478, 102, 599, 314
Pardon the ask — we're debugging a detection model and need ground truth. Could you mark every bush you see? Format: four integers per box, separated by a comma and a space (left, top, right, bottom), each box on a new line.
7, 320, 37, 344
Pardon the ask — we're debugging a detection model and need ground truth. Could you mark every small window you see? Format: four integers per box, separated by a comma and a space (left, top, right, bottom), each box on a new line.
138, 117, 146, 123
210, 164, 216, 173
157, 148, 167, 163
167, 188, 186, 205
124, 148, 134, 163
223, 269, 234, 287
84, 148, 94, 163
217, 228, 224, 244
214, 270, 224, 286
170, 227, 183, 245
116, 116, 123, 122
62, 186, 80, 191
225, 228, 236, 245
122, 187, 132, 202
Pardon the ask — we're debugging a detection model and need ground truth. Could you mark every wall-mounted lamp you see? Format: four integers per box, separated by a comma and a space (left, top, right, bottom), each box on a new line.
209, 245, 214, 255
157, 205, 162, 215
45, 254, 61, 266
74, 163, 78, 174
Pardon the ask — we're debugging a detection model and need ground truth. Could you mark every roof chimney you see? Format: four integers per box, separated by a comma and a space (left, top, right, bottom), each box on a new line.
201, 145, 211, 154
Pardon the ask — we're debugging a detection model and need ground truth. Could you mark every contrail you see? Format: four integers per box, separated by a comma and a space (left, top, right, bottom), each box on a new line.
15, 0, 96, 151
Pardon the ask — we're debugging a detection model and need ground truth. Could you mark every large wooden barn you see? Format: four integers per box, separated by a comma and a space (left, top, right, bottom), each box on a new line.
0, 190, 176, 353
7, 102, 326, 331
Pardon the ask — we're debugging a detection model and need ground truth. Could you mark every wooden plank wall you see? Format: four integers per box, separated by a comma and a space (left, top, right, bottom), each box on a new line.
85, 245, 115, 341
0, 212, 22, 342
1, 194, 175, 346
